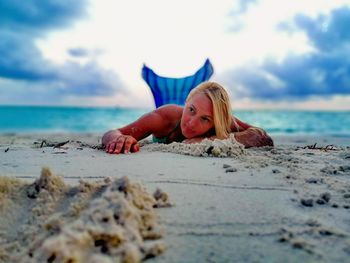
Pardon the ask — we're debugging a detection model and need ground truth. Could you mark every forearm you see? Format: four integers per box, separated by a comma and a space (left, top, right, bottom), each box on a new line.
102, 129, 122, 146
233, 127, 274, 148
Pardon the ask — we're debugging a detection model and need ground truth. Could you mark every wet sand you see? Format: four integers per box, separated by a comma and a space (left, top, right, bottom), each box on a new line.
0, 133, 350, 262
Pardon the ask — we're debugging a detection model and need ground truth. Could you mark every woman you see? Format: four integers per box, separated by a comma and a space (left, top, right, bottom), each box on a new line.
102, 82, 273, 154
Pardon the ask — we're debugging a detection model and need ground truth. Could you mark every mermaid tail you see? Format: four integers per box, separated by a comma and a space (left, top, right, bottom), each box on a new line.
142, 59, 214, 108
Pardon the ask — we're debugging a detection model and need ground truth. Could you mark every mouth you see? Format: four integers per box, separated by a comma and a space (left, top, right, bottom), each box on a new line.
183, 125, 195, 138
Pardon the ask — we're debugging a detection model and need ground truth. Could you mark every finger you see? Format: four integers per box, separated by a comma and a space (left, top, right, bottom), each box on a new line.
109, 142, 117, 153
131, 143, 139, 152
107, 142, 116, 153
114, 138, 125, 154
123, 137, 131, 153
123, 137, 134, 153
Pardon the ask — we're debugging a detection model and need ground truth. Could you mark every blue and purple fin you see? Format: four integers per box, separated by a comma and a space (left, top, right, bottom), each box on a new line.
142, 59, 214, 108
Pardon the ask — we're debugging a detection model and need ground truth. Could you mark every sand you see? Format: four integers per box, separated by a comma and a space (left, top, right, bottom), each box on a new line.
0, 133, 350, 262
0, 167, 170, 263
144, 135, 245, 157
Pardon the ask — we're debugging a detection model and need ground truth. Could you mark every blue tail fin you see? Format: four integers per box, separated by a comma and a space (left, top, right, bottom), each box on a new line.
142, 59, 214, 108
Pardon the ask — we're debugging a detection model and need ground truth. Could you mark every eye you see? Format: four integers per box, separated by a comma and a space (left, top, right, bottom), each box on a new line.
201, 117, 210, 123
188, 106, 195, 113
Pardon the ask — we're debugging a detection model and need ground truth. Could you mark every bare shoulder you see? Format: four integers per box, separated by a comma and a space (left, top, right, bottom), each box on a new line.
155, 104, 183, 121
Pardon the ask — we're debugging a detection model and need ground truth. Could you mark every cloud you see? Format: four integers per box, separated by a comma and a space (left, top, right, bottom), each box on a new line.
221, 6, 350, 100
55, 62, 121, 96
234, 0, 258, 14
227, 0, 258, 32
0, 0, 124, 104
293, 7, 350, 51
0, 0, 86, 31
68, 48, 90, 57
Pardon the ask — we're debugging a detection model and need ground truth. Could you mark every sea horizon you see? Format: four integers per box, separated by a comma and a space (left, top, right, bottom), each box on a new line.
1, 104, 350, 111
0, 105, 349, 136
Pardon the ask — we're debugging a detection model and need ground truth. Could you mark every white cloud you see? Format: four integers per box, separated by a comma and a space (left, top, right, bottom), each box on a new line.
35, 0, 350, 108
232, 95, 350, 111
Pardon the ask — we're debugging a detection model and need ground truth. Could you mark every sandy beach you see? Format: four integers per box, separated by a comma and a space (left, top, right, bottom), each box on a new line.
0, 133, 350, 262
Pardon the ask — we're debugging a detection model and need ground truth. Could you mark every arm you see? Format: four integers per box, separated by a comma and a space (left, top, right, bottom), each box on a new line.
102, 110, 166, 154
183, 117, 273, 147
231, 116, 274, 148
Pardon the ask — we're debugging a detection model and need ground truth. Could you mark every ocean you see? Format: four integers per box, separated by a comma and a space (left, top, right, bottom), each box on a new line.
0, 106, 349, 136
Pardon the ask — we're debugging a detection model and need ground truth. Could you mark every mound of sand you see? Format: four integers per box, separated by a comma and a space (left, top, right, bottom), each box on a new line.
0, 168, 170, 263
144, 135, 245, 157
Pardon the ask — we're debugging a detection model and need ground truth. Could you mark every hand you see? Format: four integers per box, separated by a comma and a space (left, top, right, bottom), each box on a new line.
105, 135, 139, 154
233, 128, 274, 148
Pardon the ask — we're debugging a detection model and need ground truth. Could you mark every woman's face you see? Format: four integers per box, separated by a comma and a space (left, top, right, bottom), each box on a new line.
181, 92, 214, 139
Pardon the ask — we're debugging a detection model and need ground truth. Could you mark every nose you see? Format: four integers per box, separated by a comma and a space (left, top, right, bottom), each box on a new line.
187, 117, 198, 129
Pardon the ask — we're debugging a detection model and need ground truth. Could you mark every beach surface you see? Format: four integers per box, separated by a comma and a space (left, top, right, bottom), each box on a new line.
0, 133, 350, 262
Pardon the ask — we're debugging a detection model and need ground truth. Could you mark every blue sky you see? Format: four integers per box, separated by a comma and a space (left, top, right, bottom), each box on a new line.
1, 0, 350, 109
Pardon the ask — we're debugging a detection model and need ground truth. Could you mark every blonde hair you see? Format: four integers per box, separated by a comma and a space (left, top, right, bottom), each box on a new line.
186, 81, 233, 139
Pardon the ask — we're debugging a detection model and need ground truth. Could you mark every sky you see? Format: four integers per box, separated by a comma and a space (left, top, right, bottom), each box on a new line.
1, 0, 350, 110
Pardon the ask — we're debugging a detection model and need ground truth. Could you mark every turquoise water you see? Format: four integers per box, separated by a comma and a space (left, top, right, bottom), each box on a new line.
0, 106, 349, 136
